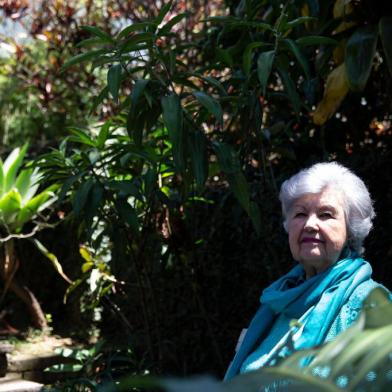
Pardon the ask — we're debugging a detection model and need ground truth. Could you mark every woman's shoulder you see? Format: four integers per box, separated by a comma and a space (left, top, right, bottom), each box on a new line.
326, 280, 390, 342
347, 279, 391, 309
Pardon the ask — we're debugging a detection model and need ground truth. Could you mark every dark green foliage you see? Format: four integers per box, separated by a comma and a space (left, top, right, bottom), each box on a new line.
1, 0, 392, 384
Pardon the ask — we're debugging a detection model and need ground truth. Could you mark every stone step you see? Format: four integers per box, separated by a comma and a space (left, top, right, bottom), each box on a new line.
0, 378, 43, 392
5, 352, 79, 384
7, 352, 76, 372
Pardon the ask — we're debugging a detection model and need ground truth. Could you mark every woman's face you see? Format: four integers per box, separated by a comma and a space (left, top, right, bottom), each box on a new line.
287, 188, 348, 278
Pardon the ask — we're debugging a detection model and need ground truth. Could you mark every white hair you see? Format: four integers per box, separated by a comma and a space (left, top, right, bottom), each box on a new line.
279, 162, 375, 254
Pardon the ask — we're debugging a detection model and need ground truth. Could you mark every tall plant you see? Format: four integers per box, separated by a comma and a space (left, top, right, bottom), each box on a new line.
0, 144, 70, 329
37, 0, 392, 373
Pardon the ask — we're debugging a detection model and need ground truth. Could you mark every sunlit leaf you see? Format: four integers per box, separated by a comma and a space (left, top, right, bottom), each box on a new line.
158, 13, 188, 36
32, 238, 72, 284
14, 168, 34, 200
3, 143, 28, 193
0, 189, 21, 224
312, 63, 349, 125
155, 0, 174, 26
68, 127, 96, 147
15, 188, 57, 228
96, 121, 111, 149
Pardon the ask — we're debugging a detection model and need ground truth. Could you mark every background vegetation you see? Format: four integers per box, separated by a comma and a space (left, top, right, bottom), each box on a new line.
0, 0, 391, 387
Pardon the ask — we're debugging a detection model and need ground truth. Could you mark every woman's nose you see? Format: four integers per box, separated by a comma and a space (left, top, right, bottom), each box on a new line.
304, 215, 318, 231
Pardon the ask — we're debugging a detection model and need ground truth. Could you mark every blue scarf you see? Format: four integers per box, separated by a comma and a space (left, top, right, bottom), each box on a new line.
224, 254, 372, 381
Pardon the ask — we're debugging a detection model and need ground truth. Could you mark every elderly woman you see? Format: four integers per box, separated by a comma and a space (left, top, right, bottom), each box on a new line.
224, 161, 389, 380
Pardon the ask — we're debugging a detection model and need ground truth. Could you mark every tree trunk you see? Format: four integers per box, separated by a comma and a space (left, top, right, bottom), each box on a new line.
0, 240, 48, 330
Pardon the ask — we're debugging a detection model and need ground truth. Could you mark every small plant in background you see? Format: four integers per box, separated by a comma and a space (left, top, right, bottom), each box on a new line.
0, 144, 71, 330
43, 340, 150, 392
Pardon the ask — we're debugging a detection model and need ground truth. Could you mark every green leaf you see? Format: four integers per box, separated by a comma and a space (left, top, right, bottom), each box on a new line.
158, 13, 188, 36
192, 91, 223, 125
90, 86, 109, 115
243, 42, 271, 75
15, 188, 56, 228
0, 189, 22, 225
14, 168, 34, 200
31, 239, 72, 284
3, 144, 28, 193
212, 142, 250, 214
278, 67, 302, 113
161, 95, 185, 173
379, 17, 392, 79
80, 246, 94, 263
68, 128, 96, 147
296, 36, 338, 47
76, 37, 107, 48
131, 79, 149, 109
284, 38, 310, 79
73, 178, 94, 217
119, 33, 154, 53
190, 73, 227, 96
106, 180, 142, 199
285, 16, 317, 29
84, 183, 104, 231
115, 199, 139, 234
188, 129, 208, 189
216, 48, 233, 67
0, 160, 4, 194
155, 0, 174, 27
107, 63, 122, 102
63, 278, 85, 304
96, 121, 111, 149
80, 25, 114, 43
257, 50, 275, 96
345, 26, 378, 91
118, 22, 157, 39
61, 49, 107, 72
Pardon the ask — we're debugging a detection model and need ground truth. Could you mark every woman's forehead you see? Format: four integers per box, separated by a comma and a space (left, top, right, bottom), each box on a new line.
292, 188, 345, 209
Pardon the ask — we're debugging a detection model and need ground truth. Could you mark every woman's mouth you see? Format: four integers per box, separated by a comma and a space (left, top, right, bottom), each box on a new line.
301, 238, 324, 243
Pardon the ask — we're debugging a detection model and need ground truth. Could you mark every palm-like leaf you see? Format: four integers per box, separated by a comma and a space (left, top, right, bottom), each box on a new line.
0, 145, 57, 233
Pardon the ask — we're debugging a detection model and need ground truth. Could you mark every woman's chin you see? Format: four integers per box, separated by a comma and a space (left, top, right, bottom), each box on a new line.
299, 254, 331, 269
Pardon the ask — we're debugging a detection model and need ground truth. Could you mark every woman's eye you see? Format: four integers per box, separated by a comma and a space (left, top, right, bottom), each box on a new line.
294, 212, 306, 217
320, 212, 332, 218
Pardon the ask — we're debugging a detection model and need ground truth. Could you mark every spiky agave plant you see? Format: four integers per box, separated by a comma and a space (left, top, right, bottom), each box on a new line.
0, 143, 70, 329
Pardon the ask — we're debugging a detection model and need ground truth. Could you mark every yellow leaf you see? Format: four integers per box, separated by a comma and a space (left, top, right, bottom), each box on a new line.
333, 0, 356, 34
312, 63, 349, 125
332, 39, 347, 65
79, 245, 93, 263
333, 0, 353, 19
